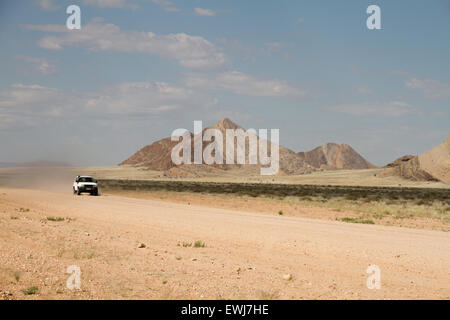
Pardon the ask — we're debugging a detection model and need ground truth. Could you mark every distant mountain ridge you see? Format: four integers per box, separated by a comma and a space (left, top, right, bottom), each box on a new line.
120, 118, 375, 175
298, 143, 375, 170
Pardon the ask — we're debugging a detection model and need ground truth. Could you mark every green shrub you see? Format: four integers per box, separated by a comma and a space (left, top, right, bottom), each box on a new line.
339, 217, 375, 225
193, 240, 206, 248
46, 217, 65, 222
22, 286, 38, 295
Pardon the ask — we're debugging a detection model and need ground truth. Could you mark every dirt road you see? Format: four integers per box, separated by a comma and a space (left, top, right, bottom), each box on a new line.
0, 187, 449, 299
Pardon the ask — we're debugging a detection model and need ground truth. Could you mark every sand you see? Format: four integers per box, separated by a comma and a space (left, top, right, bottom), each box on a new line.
0, 187, 449, 299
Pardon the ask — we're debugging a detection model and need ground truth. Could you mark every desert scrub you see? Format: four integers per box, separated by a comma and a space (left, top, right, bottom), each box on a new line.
345, 194, 359, 201
193, 240, 206, 248
46, 217, 65, 222
103, 179, 450, 228
293, 194, 448, 226
100, 180, 450, 203
257, 290, 280, 300
339, 217, 375, 224
73, 251, 95, 259
415, 199, 431, 206
364, 196, 381, 203
21, 286, 38, 295
278, 210, 283, 215
372, 213, 386, 220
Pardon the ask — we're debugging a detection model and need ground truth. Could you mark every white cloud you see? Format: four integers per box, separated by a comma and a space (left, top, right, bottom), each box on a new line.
14, 56, 57, 75
152, 0, 179, 12
184, 71, 307, 98
194, 8, 216, 16
0, 81, 216, 128
85, 81, 214, 114
83, 0, 137, 9
163, 7, 180, 12
24, 19, 226, 69
355, 86, 372, 95
325, 101, 420, 117
264, 42, 285, 56
36, 0, 60, 11
22, 24, 66, 33
0, 84, 78, 128
152, 0, 172, 5
405, 78, 450, 99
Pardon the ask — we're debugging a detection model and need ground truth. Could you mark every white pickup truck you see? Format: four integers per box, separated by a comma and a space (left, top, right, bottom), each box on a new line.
73, 176, 99, 196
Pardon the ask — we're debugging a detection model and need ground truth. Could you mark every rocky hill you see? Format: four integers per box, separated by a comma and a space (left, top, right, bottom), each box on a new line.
379, 137, 450, 183
120, 118, 312, 175
384, 155, 415, 168
298, 143, 375, 170
417, 137, 450, 183
120, 118, 375, 176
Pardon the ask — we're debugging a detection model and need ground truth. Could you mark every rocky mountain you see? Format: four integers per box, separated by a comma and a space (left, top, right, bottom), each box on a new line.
120, 118, 375, 176
297, 143, 375, 170
379, 137, 450, 183
384, 155, 415, 168
119, 137, 180, 171
121, 118, 313, 175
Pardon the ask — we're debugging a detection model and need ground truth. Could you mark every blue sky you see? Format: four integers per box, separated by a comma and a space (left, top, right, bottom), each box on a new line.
0, 0, 449, 166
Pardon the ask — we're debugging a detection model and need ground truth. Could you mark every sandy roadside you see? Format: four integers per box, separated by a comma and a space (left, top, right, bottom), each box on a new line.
0, 187, 449, 299
105, 189, 450, 231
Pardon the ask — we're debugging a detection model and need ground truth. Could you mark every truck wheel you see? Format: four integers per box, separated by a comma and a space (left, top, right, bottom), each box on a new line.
77, 189, 81, 196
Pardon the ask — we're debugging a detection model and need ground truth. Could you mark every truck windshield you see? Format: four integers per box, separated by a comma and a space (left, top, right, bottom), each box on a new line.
79, 177, 95, 182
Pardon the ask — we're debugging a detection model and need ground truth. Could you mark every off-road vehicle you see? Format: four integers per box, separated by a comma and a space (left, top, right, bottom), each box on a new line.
73, 176, 99, 196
